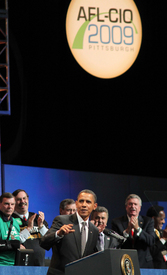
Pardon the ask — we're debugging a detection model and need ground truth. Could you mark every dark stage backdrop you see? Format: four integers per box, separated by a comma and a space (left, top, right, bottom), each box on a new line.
1, 0, 167, 178
3, 164, 167, 258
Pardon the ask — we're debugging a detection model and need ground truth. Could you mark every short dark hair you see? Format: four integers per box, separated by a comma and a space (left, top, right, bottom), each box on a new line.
146, 205, 164, 218
77, 189, 97, 203
91, 206, 109, 220
12, 189, 29, 198
59, 199, 75, 210
0, 192, 15, 203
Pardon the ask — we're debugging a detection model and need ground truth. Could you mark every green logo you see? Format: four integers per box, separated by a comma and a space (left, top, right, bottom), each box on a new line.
14, 218, 22, 225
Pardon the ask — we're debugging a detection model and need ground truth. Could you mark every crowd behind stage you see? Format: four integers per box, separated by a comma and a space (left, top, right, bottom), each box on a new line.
0, 189, 167, 274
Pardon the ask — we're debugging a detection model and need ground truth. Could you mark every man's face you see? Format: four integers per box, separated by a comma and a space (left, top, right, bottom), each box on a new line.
76, 192, 97, 221
0, 197, 15, 219
154, 211, 165, 230
92, 211, 108, 227
60, 203, 76, 215
14, 191, 29, 214
126, 198, 141, 218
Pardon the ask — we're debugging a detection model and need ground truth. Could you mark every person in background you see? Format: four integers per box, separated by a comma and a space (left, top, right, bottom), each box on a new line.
91, 206, 121, 250
12, 189, 49, 266
111, 194, 155, 268
0, 193, 21, 266
59, 199, 76, 215
147, 205, 167, 269
40, 189, 99, 275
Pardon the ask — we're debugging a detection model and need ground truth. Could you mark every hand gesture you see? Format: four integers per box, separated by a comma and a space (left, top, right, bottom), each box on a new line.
126, 217, 139, 234
90, 220, 105, 233
27, 213, 36, 232
130, 216, 139, 230
38, 211, 45, 229
57, 224, 75, 237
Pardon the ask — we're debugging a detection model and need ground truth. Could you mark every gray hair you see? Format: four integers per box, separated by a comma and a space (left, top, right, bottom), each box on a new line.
125, 194, 142, 206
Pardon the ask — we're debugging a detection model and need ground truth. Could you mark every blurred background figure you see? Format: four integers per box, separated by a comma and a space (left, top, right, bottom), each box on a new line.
111, 194, 155, 268
91, 206, 121, 250
147, 205, 167, 269
12, 189, 48, 266
0, 193, 21, 266
59, 199, 76, 215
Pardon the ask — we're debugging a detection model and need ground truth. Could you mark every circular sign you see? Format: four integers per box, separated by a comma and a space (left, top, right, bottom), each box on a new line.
66, 0, 142, 79
121, 254, 134, 275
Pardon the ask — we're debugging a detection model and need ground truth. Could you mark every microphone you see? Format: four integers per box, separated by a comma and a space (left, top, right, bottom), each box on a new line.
103, 228, 126, 243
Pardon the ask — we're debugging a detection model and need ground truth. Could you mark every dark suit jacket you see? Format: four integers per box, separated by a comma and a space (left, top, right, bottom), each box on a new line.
96, 233, 119, 251
150, 232, 167, 269
104, 234, 119, 249
111, 215, 155, 268
40, 213, 99, 275
12, 212, 48, 266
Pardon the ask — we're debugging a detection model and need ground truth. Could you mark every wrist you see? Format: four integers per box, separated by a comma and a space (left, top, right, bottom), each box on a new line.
126, 228, 131, 234
39, 224, 44, 229
27, 226, 32, 232
57, 230, 63, 237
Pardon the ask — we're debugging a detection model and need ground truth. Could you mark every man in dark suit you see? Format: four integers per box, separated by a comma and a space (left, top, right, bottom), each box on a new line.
91, 206, 120, 250
147, 205, 167, 269
40, 189, 99, 275
12, 189, 48, 266
111, 194, 155, 268
59, 199, 76, 215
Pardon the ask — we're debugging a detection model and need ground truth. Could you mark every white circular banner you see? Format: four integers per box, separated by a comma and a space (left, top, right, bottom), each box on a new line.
66, 0, 142, 79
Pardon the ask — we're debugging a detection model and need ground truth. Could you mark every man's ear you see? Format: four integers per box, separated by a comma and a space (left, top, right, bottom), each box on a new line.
93, 203, 98, 210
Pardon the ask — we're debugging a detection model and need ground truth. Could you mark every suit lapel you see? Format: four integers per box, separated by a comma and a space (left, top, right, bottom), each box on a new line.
138, 215, 144, 228
83, 221, 94, 256
104, 235, 110, 249
69, 215, 97, 257
69, 213, 81, 257
122, 215, 129, 230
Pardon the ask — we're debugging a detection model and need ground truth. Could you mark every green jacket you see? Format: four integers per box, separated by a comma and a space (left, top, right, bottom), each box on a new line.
0, 212, 20, 266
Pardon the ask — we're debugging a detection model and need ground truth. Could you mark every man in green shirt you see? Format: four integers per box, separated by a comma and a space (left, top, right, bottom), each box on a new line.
0, 192, 20, 266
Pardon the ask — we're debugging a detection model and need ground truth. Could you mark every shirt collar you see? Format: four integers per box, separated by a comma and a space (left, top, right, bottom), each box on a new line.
76, 211, 89, 226
14, 211, 29, 220
0, 210, 13, 222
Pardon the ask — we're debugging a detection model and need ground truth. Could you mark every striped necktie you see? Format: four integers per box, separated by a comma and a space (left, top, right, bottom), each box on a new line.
98, 233, 104, 251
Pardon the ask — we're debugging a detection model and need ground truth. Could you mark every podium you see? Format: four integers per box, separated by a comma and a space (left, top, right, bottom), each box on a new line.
66, 249, 141, 275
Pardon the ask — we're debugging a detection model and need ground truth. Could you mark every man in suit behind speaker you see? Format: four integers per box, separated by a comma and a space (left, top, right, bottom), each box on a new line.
59, 199, 76, 215
111, 194, 155, 268
91, 206, 121, 250
40, 189, 99, 275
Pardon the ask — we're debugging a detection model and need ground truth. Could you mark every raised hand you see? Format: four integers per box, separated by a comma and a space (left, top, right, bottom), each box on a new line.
38, 211, 45, 229
27, 213, 36, 232
57, 224, 75, 237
